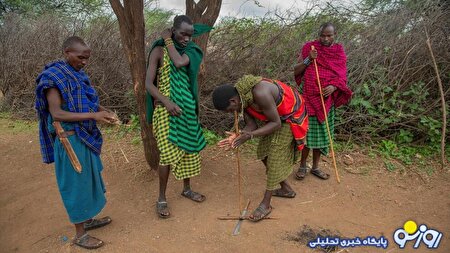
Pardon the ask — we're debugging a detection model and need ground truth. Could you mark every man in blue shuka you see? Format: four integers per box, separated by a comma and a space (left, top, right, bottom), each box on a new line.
35, 36, 116, 250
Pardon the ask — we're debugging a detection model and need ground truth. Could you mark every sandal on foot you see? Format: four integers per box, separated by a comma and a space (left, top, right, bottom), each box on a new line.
295, 166, 308, 180
73, 233, 104, 250
84, 216, 112, 231
311, 168, 330, 180
249, 205, 272, 222
272, 189, 296, 198
181, 189, 206, 203
156, 201, 171, 219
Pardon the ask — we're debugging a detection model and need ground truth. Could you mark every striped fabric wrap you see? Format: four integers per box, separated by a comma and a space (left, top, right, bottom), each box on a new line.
152, 47, 204, 179
162, 48, 206, 153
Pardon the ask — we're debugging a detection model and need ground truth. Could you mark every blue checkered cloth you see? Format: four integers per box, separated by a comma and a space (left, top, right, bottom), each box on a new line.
35, 60, 103, 163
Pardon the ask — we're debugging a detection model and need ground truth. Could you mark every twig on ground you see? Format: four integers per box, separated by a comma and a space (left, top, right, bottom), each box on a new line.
299, 193, 338, 205
342, 218, 377, 229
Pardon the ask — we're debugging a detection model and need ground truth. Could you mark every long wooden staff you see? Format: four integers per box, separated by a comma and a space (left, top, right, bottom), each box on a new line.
311, 45, 340, 183
234, 111, 243, 211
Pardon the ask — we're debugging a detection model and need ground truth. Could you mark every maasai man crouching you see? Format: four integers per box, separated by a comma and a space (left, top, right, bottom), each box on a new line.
35, 36, 114, 249
212, 75, 308, 221
146, 15, 210, 218
293, 22, 352, 180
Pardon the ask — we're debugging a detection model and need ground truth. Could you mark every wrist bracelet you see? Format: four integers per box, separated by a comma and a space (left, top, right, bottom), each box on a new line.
303, 57, 311, 66
164, 38, 173, 46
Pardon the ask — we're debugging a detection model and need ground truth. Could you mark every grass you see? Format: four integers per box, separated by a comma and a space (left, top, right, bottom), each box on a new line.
2, 110, 447, 176
0, 112, 36, 133
198, 129, 447, 176
374, 139, 449, 175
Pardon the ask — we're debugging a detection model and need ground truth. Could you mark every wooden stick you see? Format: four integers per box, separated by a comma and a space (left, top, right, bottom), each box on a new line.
53, 122, 82, 173
232, 199, 251, 235
425, 30, 447, 169
311, 45, 340, 183
234, 111, 243, 212
116, 141, 130, 163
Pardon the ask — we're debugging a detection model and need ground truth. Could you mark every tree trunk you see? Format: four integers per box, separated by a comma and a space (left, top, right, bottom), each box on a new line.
109, 0, 159, 169
185, 0, 221, 53
185, 0, 222, 80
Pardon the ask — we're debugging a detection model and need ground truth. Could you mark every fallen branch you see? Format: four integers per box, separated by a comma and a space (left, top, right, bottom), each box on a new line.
234, 111, 243, 212
425, 29, 447, 170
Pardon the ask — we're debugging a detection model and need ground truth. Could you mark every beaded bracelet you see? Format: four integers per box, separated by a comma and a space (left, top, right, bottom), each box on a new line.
164, 38, 173, 47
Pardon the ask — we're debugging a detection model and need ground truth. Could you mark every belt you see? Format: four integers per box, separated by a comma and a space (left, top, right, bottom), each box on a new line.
57, 130, 76, 138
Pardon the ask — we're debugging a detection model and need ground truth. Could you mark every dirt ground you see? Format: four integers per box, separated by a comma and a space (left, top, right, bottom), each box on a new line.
1, 118, 449, 253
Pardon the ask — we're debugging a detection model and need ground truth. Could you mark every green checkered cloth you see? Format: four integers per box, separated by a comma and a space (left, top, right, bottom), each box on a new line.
152, 48, 202, 180
306, 107, 335, 155
153, 106, 201, 180
256, 122, 300, 190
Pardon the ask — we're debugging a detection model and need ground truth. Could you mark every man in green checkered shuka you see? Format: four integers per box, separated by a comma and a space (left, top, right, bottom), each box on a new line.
145, 15, 212, 219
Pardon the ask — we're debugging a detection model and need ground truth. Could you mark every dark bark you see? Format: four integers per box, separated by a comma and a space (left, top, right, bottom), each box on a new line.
109, 0, 159, 169
185, 0, 222, 80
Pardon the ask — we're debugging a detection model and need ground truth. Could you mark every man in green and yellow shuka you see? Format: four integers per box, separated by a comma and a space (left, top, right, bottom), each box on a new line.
145, 15, 211, 218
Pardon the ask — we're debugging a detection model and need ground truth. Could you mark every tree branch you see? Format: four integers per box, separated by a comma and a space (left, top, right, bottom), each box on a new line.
425, 29, 447, 169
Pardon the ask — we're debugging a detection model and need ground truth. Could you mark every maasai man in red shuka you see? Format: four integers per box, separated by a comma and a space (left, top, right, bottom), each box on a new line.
293, 22, 352, 181
212, 75, 308, 222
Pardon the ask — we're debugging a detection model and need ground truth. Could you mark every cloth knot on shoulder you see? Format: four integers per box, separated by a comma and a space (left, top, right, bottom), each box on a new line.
235, 75, 262, 109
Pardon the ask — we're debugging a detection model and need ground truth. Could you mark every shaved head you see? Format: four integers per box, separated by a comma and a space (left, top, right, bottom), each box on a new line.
318, 22, 336, 36
62, 36, 88, 52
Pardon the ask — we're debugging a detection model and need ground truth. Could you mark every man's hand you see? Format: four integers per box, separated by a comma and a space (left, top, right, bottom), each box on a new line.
163, 99, 182, 116
309, 48, 318, 59
161, 28, 172, 40
217, 131, 237, 150
95, 111, 116, 124
231, 131, 252, 149
322, 85, 337, 97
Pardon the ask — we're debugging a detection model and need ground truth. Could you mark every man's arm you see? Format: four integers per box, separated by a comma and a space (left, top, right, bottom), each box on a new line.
145, 46, 182, 116
218, 112, 257, 150
231, 84, 281, 148
241, 112, 258, 133
162, 29, 190, 68
294, 46, 317, 77
166, 44, 190, 68
46, 88, 114, 123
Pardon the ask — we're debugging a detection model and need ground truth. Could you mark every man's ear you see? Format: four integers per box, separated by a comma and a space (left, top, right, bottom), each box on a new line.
229, 96, 239, 105
63, 49, 70, 58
